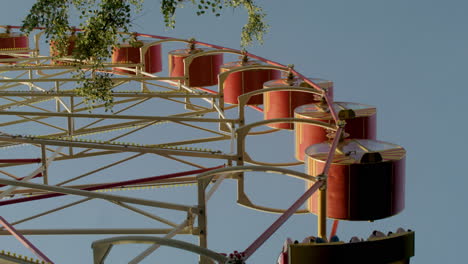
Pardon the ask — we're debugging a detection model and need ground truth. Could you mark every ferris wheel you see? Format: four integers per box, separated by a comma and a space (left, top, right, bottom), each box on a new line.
0, 26, 414, 264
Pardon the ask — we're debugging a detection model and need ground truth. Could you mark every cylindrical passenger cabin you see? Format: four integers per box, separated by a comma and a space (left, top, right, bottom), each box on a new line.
168, 48, 223, 87
50, 35, 76, 65
264, 78, 333, 129
112, 41, 162, 74
221, 60, 281, 105
0, 33, 29, 63
294, 102, 377, 161
306, 139, 406, 221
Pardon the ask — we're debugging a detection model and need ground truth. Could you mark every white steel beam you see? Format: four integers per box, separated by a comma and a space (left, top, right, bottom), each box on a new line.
0, 228, 191, 235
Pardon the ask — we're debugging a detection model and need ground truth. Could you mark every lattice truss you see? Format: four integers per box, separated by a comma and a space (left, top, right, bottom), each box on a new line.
0, 26, 411, 264
0, 29, 257, 264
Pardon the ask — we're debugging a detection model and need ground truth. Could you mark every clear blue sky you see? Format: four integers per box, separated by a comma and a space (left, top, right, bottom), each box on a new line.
0, 0, 466, 263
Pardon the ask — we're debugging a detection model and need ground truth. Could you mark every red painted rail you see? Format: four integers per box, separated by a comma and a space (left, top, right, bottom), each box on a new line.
243, 180, 324, 259
0, 158, 41, 163
0, 165, 224, 206
0, 216, 54, 263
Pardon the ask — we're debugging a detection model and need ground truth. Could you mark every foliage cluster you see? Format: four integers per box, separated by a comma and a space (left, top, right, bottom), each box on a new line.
161, 0, 268, 46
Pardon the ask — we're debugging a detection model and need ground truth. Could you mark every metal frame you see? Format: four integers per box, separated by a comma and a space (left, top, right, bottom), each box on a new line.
0, 25, 351, 264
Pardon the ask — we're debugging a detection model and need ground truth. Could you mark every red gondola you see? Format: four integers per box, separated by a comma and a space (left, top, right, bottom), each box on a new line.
264, 78, 333, 129
168, 48, 223, 87
49, 35, 76, 65
0, 33, 28, 63
294, 102, 377, 161
221, 60, 280, 105
305, 139, 406, 221
112, 41, 162, 74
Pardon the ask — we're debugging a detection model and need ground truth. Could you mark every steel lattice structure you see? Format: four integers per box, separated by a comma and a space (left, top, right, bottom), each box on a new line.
0, 26, 413, 264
